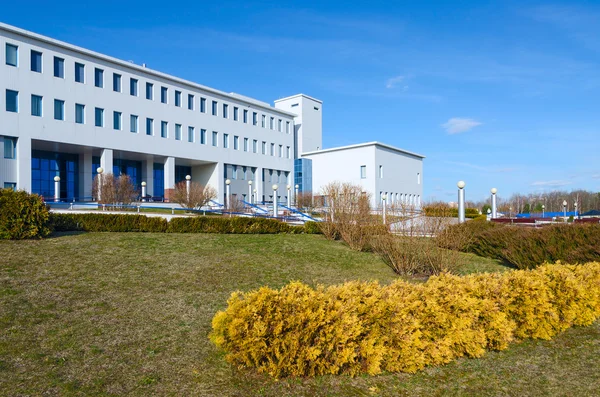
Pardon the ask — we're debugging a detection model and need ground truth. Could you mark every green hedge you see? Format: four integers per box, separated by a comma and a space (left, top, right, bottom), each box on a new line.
0, 189, 51, 239
437, 222, 600, 269
211, 262, 600, 378
49, 213, 318, 234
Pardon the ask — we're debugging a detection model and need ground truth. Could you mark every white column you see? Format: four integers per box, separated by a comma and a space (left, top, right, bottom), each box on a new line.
255, 167, 263, 204
164, 156, 175, 200
272, 184, 278, 217
100, 149, 113, 176
16, 136, 32, 192
491, 188, 498, 219
458, 181, 466, 223
79, 151, 93, 201
142, 159, 154, 197
54, 176, 60, 202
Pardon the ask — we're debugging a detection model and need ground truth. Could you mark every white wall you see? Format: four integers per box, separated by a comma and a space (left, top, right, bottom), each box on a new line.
0, 23, 295, 200
274, 94, 322, 157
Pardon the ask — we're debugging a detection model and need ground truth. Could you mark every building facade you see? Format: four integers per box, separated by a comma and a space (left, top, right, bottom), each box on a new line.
0, 23, 425, 207
0, 23, 297, 203
301, 142, 425, 208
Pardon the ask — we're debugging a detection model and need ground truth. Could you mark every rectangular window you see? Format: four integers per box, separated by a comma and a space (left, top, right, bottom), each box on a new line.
54, 99, 64, 120
30, 50, 42, 73
130, 115, 138, 133
4, 137, 16, 159
53, 57, 64, 78
417, 173, 421, 185
360, 165, 366, 179
278, 145, 283, 157
253, 139, 257, 153
146, 118, 153, 135
233, 135, 239, 150
244, 138, 249, 152
5, 90, 18, 113
130, 78, 138, 96
31, 95, 42, 117
278, 119, 282, 132
200, 97, 206, 113
174, 90, 181, 107
188, 94, 194, 110
175, 124, 182, 140
379, 165, 383, 178
75, 103, 85, 124
212, 100, 218, 116
188, 126, 194, 143
161, 121, 168, 138
95, 108, 104, 127
146, 82, 153, 100
5, 43, 17, 66
253, 112, 258, 126
286, 146, 291, 159
113, 74, 121, 92
270, 143, 275, 156
161, 86, 168, 103
200, 129, 206, 144
94, 68, 103, 88
3, 182, 16, 190
261, 115, 266, 128
286, 121, 290, 134
212, 131, 218, 146
75, 63, 85, 83
243, 109, 248, 123
262, 141, 266, 154
233, 107, 238, 121
113, 111, 122, 130
232, 165, 237, 179
270, 117, 274, 130
223, 104, 228, 119
223, 133, 229, 148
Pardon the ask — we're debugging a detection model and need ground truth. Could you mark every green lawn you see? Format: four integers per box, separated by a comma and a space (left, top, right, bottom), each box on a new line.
1, 233, 598, 396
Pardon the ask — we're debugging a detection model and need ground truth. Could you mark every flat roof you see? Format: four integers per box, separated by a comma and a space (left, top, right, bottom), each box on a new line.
0, 22, 298, 118
302, 141, 426, 159
274, 93, 323, 104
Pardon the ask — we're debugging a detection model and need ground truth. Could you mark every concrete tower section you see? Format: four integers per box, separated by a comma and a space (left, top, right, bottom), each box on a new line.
274, 94, 322, 158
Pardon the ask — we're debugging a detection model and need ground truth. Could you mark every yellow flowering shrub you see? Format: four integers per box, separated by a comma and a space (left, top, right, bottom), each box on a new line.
210, 262, 600, 378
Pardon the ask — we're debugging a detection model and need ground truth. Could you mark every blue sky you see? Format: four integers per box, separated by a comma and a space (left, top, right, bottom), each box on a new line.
3, 1, 600, 201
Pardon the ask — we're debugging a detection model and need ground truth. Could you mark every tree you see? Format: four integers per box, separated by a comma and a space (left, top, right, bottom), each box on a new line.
481, 204, 491, 214
296, 191, 315, 213
170, 181, 217, 210
92, 174, 137, 208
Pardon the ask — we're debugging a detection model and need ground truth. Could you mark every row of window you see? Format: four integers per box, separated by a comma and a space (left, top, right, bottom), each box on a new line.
380, 192, 421, 206
360, 165, 421, 185
4, 89, 292, 158
5, 42, 292, 133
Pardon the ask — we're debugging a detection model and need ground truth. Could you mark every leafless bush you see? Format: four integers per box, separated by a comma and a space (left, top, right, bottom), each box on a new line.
296, 191, 315, 213
92, 174, 137, 208
371, 233, 461, 276
171, 181, 217, 210
320, 182, 377, 251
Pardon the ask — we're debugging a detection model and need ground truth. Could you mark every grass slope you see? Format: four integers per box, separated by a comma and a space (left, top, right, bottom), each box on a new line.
0, 233, 597, 396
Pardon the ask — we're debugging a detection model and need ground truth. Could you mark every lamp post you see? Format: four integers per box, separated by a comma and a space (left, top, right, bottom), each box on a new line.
185, 175, 191, 204
457, 181, 466, 224
253, 188, 257, 205
487, 207, 491, 221
563, 200, 567, 220
141, 181, 147, 202
542, 204, 545, 218
490, 188, 498, 219
54, 176, 60, 202
96, 167, 104, 202
272, 184, 279, 218
295, 184, 299, 207
225, 179, 231, 211
248, 180, 253, 204
574, 202, 578, 219
286, 184, 291, 207
382, 194, 387, 225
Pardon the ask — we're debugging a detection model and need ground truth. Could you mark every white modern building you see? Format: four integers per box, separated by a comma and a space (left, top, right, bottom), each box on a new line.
302, 142, 425, 208
0, 22, 424, 207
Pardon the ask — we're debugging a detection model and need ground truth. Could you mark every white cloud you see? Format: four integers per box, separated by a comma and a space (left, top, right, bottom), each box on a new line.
441, 118, 482, 134
531, 180, 572, 187
385, 75, 405, 89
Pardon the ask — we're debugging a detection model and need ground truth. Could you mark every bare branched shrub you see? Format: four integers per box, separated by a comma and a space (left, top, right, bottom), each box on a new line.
171, 181, 217, 210
320, 182, 378, 251
226, 195, 245, 213
92, 174, 137, 208
296, 191, 315, 213
371, 234, 461, 276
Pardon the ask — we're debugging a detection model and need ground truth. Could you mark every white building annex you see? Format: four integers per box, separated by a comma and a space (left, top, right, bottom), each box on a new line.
0, 22, 424, 208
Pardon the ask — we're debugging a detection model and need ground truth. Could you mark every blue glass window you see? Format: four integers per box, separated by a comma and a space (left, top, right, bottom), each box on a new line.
6, 90, 18, 112
94, 68, 103, 88
75, 104, 85, 124
30, 50, 42, 72
53, 57, 64, 78
75, 63, 85, 83
54, 99, 64, 120
5, 43, 17, 66
31, 95, 42, 117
